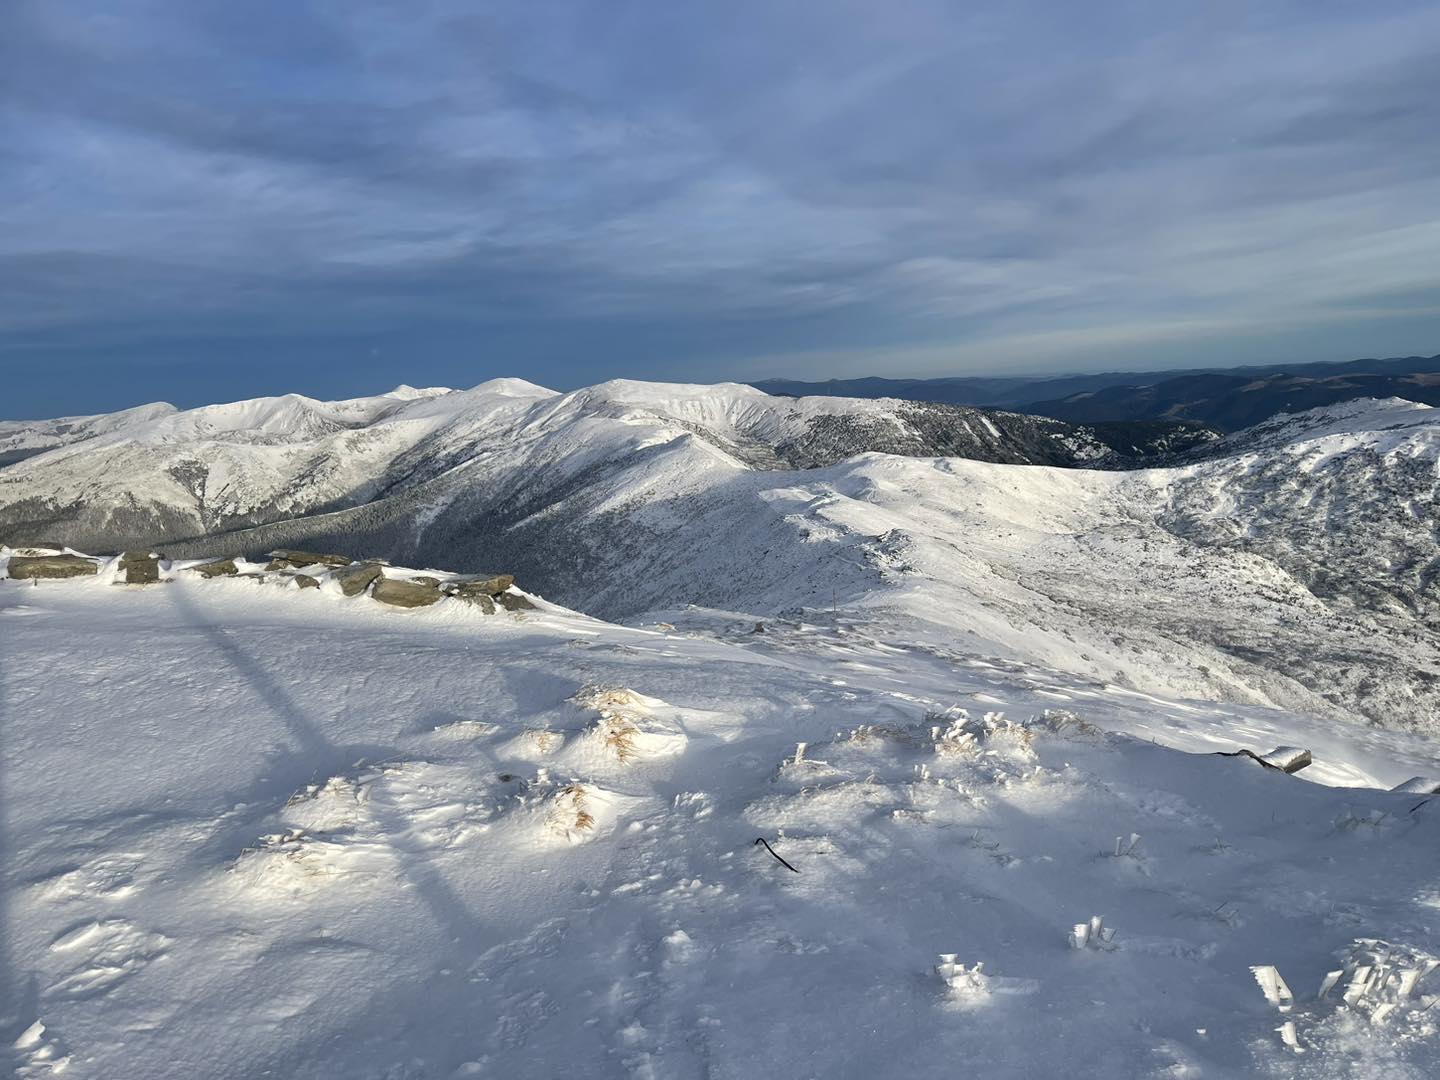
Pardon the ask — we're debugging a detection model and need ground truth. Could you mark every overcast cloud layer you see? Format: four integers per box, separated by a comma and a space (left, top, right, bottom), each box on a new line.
3, 0, 1440, 415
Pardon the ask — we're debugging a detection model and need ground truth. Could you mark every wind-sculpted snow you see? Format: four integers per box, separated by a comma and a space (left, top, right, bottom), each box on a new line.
6, 577, 1440, 1077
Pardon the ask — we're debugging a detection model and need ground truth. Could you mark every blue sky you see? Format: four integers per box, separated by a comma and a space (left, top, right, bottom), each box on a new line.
3, 0, 1439, 416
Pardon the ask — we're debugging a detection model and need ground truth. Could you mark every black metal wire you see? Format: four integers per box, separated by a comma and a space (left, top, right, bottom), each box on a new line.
754, 836, 800, 873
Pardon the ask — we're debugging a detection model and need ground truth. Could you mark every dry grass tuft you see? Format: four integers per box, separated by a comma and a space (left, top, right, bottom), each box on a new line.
1030, 709, 1102, 737
522, 728, 563, 754
575, 683, 657, 763
558, 785, 595, 831
573, 684, 648, 711
597, 716, 641, 763
843, 723, 923, 747
546, 783, 596, 840
926, 710, 1037, 759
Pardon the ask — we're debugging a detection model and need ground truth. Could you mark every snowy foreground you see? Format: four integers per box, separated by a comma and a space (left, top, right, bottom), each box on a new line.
5, 569, 1440, 1078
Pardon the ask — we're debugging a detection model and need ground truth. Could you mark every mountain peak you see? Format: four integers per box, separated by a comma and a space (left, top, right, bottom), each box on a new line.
462, 378, 559, 398
384, 384, 455, 400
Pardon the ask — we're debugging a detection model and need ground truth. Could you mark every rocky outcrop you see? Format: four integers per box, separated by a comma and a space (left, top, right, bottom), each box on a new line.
450, 592, 496, 614
371, 575, 443, 608
1392, 776, 1440, 794
444, 573, 515, 599
187, 558, 238, 578
7, 554, 99, 579
4, 544, 530, 616
118, 550, 162, 585
333, 561, 383, 597
265, 548, 355, 570
9, 543, 67, 556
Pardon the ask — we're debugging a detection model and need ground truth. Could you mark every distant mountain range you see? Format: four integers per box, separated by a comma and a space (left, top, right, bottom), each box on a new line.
0, 401, 179, 468
754, 353, 1440, 431
0, 379, 1213, 562
1, 380, 1436, 729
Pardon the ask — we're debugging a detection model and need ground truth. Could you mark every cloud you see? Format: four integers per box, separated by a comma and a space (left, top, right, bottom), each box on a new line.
2, 0, 1439, 413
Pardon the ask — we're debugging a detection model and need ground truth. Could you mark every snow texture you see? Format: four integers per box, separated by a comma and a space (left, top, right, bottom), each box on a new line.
3, 558, 1440, 1077
1, 384, 1438, 1076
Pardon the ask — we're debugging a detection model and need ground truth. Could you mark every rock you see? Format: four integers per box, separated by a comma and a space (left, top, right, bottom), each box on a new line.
443, 573, 515, 598
187, 558, 238, 578
294, 574, 321, 589
333, 561, 383, 597
495, 591, 536, 612
1258, 746, 1312, 774
371, 575, 443, 608
118, 550, 162, 585
451, 592, 496, 614
443, 575, 515, 612
1391, 776, 1440, 794
265, 548, 353, 570
7, 554, 99, 580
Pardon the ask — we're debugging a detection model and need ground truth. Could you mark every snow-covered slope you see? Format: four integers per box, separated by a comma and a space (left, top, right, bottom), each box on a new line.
1157, 397, 1440, 702
0, 402, 179, 467
3, 392, 1437, 1076
124, 394, 1430, 733
5, 571, 1440, 1078
0, 379, 1207, 553
0, 386, 1433, 731
1192, 395, 1440, 457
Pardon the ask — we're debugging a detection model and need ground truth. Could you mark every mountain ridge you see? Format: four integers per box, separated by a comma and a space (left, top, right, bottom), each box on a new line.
754, 352, 1440, 429
0, 379, 1216, 555
1, 382, 1433, 732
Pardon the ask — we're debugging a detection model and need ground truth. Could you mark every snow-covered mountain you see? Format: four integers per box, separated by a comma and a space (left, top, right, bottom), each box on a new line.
0, 401, 179, 467
0, 379, 1210, 553
0, 384, 1434, 731
4, 386, 1440, 1078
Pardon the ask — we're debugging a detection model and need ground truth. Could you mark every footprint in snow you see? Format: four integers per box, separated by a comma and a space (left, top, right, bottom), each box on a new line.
13, 1018, 71, 1078
35, 852, 143, 903
47, 919, 170, 999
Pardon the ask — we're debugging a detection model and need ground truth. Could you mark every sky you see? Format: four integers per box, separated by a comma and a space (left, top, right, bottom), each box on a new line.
3, 0, 1440, 417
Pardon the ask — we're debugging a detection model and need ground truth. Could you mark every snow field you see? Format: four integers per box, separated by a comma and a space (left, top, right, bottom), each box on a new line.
5, 578, 1440, 1077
